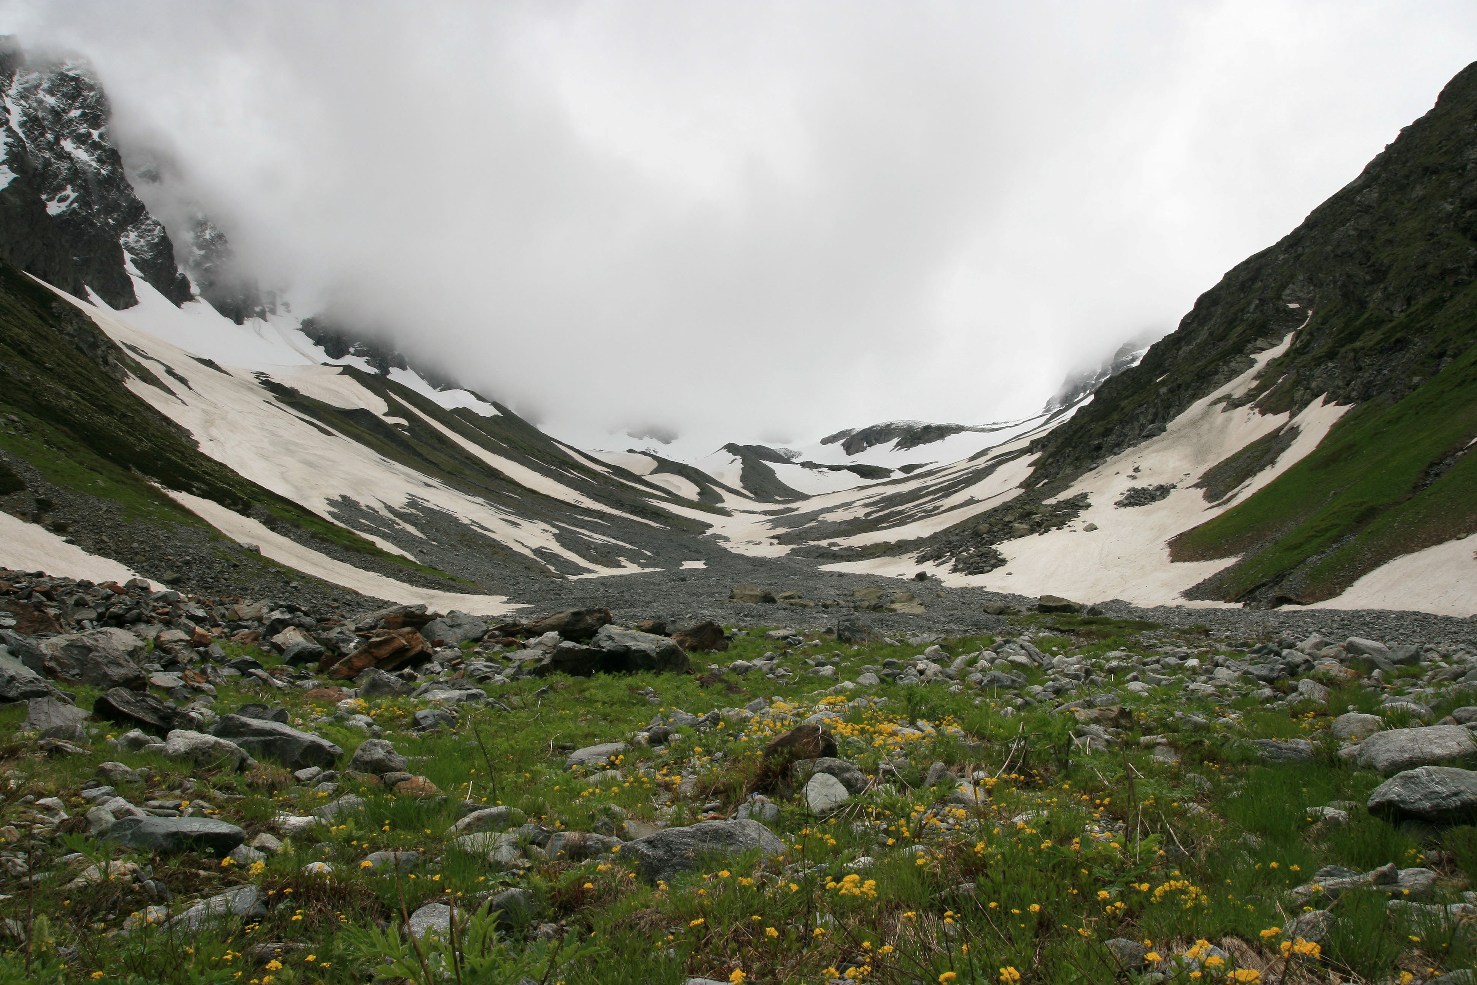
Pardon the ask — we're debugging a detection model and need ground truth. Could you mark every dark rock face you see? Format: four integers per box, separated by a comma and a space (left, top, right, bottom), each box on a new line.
589, 626, 690, 673
212, 714, 342, 770
0, 39, 191, 308
93, 687, 188, 735
109, 815, 246, 856
672, 621, 728, 653
1114, 484, 1175, 508
525, 608, 612, 642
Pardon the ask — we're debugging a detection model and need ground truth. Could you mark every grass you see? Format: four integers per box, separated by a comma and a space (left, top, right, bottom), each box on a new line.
1, 622, 1473, 984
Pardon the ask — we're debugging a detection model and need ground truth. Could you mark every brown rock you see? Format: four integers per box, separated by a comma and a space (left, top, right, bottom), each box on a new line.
672, 621, 729, 653
191, 627, 214, 647
753, 723, 838, 794
304, 686, 352, 703
0, 600, 63, 635
634, 619, 669, 636
394, 776, 440, 798
321, 629, 431, 680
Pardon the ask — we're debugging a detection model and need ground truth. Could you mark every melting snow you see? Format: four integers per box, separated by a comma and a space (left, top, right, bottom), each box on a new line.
0, 511, 149, 586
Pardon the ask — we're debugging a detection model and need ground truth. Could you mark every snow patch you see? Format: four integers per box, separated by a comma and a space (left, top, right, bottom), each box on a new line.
165, 490, 520, 616
0, 511, 149, 586
1311, 537, 1477, 617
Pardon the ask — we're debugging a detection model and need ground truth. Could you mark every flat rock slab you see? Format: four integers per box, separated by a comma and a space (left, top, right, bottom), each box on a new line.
567, 742, 628, 769
214, 714, 342, 769
625, 819, 785, 883
94, 687, 187, 735
110, 816, 246, 856
1368, 766, 1477, 824
1349, 724, 1477, 774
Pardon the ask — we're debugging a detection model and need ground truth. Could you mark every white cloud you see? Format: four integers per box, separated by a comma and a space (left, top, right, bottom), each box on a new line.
3, 0, 1475, 452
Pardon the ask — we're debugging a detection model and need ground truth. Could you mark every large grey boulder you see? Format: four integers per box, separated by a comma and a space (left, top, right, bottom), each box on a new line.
348, 738, 408, 776
421, 611, 489, 645
110, 816, 246, 855
0, 649, 51, 702
805, 773, 851, 813
271, 627, 326, 667
1346, 725, 1477, 774
24, 697, 87, 739
1330, 712, 1384, 742
625, 819, 785, 883
590, 626, 690, 673
163, 730, 253, 771
38, 630, 147, 690
1368, 767, 1477, 824
794, 757, 870, 795
213, 714, 342, 769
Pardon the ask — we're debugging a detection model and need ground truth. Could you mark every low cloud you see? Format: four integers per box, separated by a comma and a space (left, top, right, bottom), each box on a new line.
4, 1, 1475, 451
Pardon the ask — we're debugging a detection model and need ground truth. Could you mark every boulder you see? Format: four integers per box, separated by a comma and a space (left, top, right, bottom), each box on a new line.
323, 628, 431, 679
834, 615, 875, 644
0, 649, 51, 702
1330, 712, 1384, 742
729, 585, 776, 604
421, 611, 489, 646
1347, 725, 1477, 774
24, 697, 88, 740
163, 730, 253, 771
1368, 767, 1477, 824
356, 667, 412, 698
165, 886, 266, 931
213, 714, 342, 769
795, 757, 869, 795
625, 819, 785, 883
270, 627, 326, 667
1036, 594, 1082, 614
93, 687, 188, 736
1251, 739, 1317, 763
408, 902, 457, 941
110, 816, 246, 855
38, 630, 147, 690
590, 626, 690, 673
525, 608, 612, 641
672, 621, 728, 653
805, 773, 851, 813
567, 742, 628, 769
348, 738, 408, 776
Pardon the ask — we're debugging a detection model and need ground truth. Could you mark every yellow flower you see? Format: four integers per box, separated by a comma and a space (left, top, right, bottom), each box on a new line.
998, 969, 1022, 984
1228, 972, 1261, 984
729, 971, 746, 984
689, 918, 705, 928
264, 959, 283, 972
765, 927, 779, 939
939, 974, 958, 984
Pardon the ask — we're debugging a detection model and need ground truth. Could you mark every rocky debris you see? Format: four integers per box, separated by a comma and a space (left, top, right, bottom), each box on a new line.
109, 815, 246, 855
1291, 862, 1437, 904
1343, 724, 1477, 774
1115, 484, 1175, 508
672, 621, 729, 653
1367, 766, 1477, 824
213, 714, 342, 770
625, 819, 786, 883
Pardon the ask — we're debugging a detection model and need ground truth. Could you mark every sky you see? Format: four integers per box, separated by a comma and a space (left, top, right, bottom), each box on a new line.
4, 1, 1476, 456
